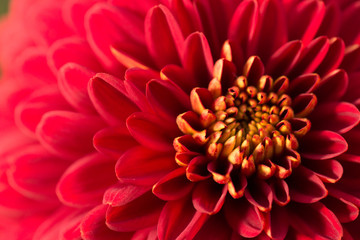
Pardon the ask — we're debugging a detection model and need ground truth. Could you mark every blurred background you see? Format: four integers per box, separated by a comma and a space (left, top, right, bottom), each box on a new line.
0, 0, 9, 15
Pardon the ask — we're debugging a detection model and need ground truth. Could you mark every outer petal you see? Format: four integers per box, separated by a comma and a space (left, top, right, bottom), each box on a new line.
36, 110, 105, 159
81, 205, 133, 240
288, 166, 328, 203
300, 131, 348, 160
310, 102, 360, 134
106, 191, 164, 232
288, 202, 343, 240
58, 63, 97, 114
56, 153, 117, 207
145, 5, 184, 68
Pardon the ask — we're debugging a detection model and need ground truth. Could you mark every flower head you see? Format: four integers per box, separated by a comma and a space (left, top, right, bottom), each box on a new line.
0, 0, 360, 239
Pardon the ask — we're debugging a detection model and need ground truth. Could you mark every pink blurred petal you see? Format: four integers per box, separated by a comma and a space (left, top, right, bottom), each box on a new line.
56, 153, 117, 207
81, 204, 133, 240
36, 111, 105, 159
58, 63, 97, 114
93, 126, 138, 159
103, 183, 150, 207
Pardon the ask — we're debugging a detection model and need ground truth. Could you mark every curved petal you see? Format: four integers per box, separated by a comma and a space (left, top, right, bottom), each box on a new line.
58, 63, 97, 114
314, 69, 349, 102
48, 37, 102, 74
115, 146, 177, 186
56, 153, 117, 207
158, 197, 208, 240
7, 144, 69, 200
88, 73, 139, 126
106, 191, 164, 232
15, 87, 71, 136
245, 178, 273, 212
81, 205, 133, 240
145, 5, 184, 68
288, 166, 328, 203
93, 126, 138, 159
303, 159, 343, 183
103, 182, 150, 207
194, 215, 232, 240
127, 112, 179, 151
300, 130, 348, 160
36, 110, 105, 159
224, 197, 264, 238
192, 179, 228, 214
310, 102, 360, 134
181, 32, 214, 88
288, 202, 342, 240
146, 79, 190, 121
263, 205, 289, 240
322, 195, 359, 223
152, 168, 194, 201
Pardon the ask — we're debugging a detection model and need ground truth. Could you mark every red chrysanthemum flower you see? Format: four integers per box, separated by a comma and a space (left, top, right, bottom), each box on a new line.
0, 0, 360, 239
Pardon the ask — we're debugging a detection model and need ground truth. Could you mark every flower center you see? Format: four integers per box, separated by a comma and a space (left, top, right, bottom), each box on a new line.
174, 56, 314, 198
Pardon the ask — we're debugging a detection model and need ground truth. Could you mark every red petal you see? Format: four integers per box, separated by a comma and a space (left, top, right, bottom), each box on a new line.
36, 111, 105, 159
288, 73, 320, 97
181, 32, 214, 88
288, 202, 343, 240
300, 130, 348, 160
315, 37, 345, 76
15, 87, 71, 136
153, 168, 194, 201
115, 146, 176, 186
288, 0, 325, 46
58, 63, 97, 114
194, 215, 232, 240
263, 205, 289, 240
160, 64, 198, 94
48, 37, 102, 74
171, 0, 203, 36
103, 182, 150, 207
224, 197, 264, 238
15, 47, 55, 84
310, 102, 360, 134
81, 205, 133, 240
228, 0, 258, 56
303, 159, 343, 183
93, 126, 138, 159
289, 36, 329, 78
145, 5, 184, 68
89, 73, 139, 126
7, 145, 69, 200
192, 179, 228, 214
245, 178, 273, 212
266, 40, 302, 78
314, 69, 349, 102
339, 2, 360, 45
322, 195, 359, 223
158, 197, 209, 240
85, 3, 145, 73
254, 0, 287, 62
106, 191, 164, 232
270, 179, 290, 206
127, 112, 178, 151
146, 79, 190, 121
56, 153, 117, 207
288, 166, 328, 203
